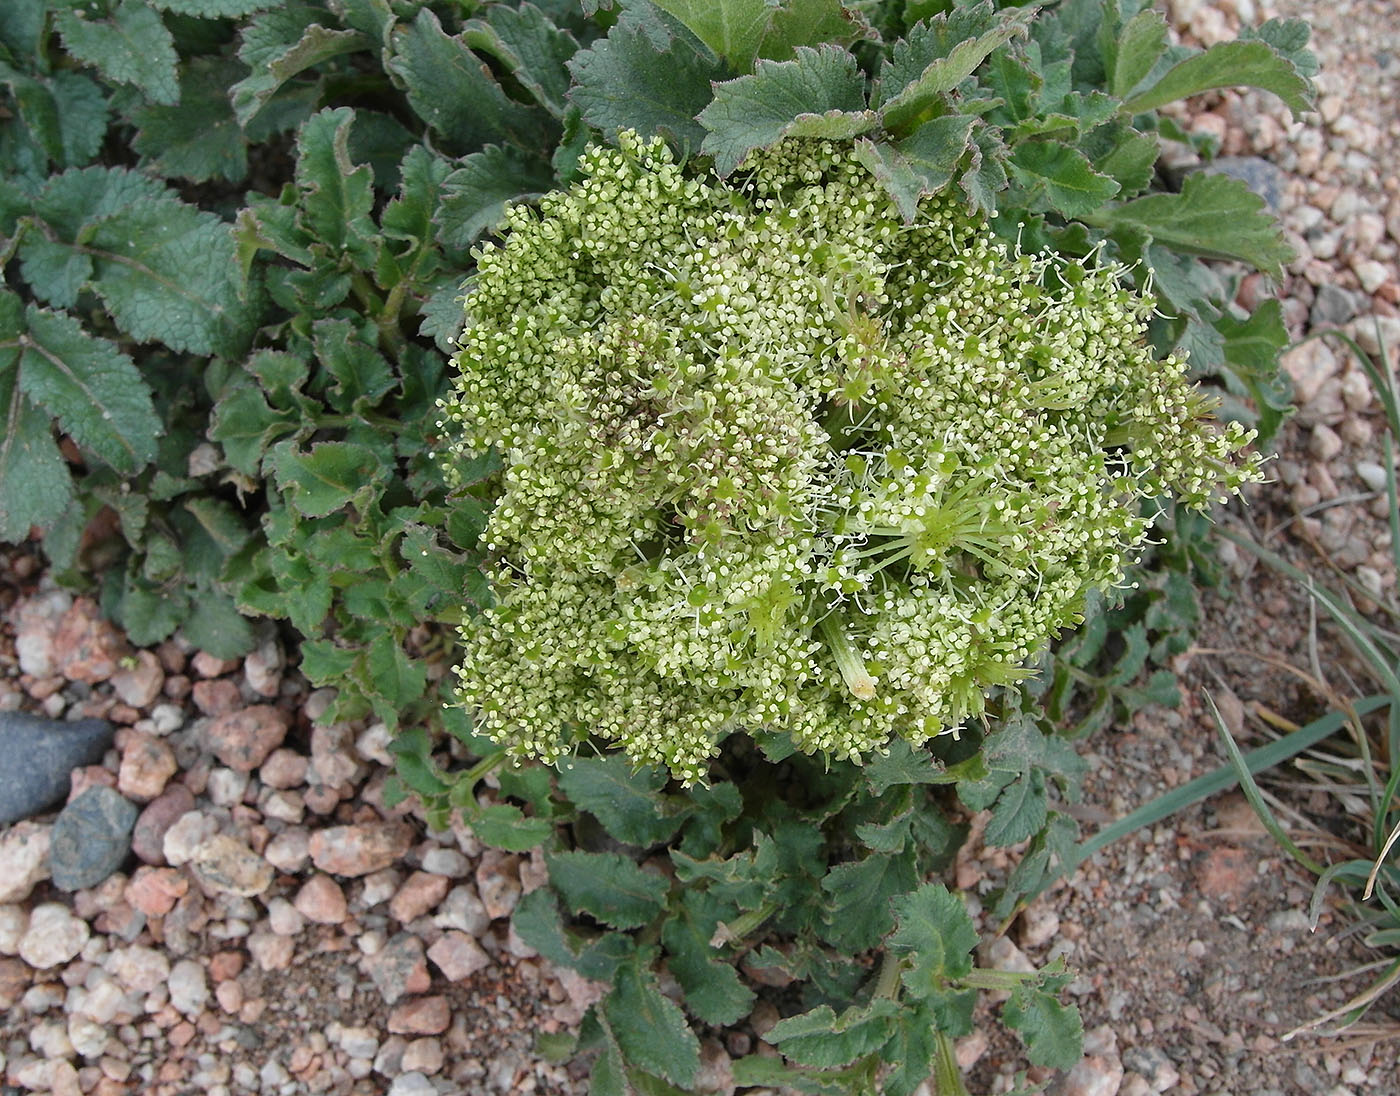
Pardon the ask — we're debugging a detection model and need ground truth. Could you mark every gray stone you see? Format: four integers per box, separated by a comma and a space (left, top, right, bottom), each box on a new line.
0, 712, 114, 825
1310, 283, 1360, 329
1202, 157, 1288, 211
49, 786, 138, 892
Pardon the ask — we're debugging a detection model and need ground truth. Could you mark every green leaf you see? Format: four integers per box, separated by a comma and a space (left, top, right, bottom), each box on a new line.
118, 576, 188, 646
1083, 124, 1158, 196
294, 107, 376, 266
3, 303, 159, 475
1110, 8, 1167, 97
607, 951, 701, 1089
698, 45, 875, 176
567, 7, 725, 150
299, 638, 357, 683
879, 1006, 940, 1096
181, 590, 254, 659
555, 754, 683, 847
961, 125, 1007, 213
984, 769, 1047, 846
54, 0, 180, 106
819, 849, 919, 951
864, 739, 948, 795
48, 72, 108, 169
1087, 171, 1293, 277
437, 145, 559, 250
232, 5, 368, 127
380, 144, 453, 250
730, 1057, 850, 1096
650, 0, 775, 72
0, 342, 71, 540
388, 8, 539, 155
661, 891, 755, 1025
462, 2, 579, 118
888, 883, 977, 993
512, 887, 634, 980
547, 850, 669, 930
1122, 38, 1313, 120
132, 56, 248, 183
765, 1000, 900, 1068
1239, 17, 1317, 78
472, 803, 555, 851
149, 0, 279, 15
879, 1, 1033, 133
314, 319, 395, 412
208, 384, 298, 476
269, 439, 385, 517
366, 631, 426, 712
25, 167, 256, 356
852, 115, 974, 221
759, 0, 872, 63
1002, 980, 1084, 1069
1008, 139, 1119, 219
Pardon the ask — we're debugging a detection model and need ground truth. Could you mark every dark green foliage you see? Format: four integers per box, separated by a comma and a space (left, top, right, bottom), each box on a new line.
0, 1, 1318, 1090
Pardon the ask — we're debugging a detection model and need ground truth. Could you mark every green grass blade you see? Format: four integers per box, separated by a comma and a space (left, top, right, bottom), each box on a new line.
1071, 696, 1392, 868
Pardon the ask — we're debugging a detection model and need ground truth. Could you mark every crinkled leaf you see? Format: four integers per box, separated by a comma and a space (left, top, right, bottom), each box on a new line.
150, 0, 278, 15
54, 0, 179, 106
512, 887, 634, 981
472, 802, 555, 851
1002, 979, 1084, 1069
366, 631, 426, 717
0, 317, 71, 539
462, 2, 578, 118
661, 891, 755, 1025
567, 8, 724, 150
1088, 171, 1293, 277
650, 0, 775, 71
118, 577, 189, 647
1110, 7, 1167, 97
208, 384, 298, 475
48, 72, 108, 169
1008, 139, 1119, 219
133, 56, 248, 182
313, 319, 394, 412
888, 883, 977, 994
269, 439, 384, 517
380, 145, 453, 250
437, 145, 558, 250
1239, 17, 1317, 78
11, 304, 159, 474
555, 754, 683, 847
759, 0, 873, 63
295, 107, 376, 265
984, 769, 1048, 846
699, 45, 875, 176
864, 738, 950, 795
233, 5, 368, 126
547, 850, 669, 930
181, 589, 254, 659
765, 1000, 900, 1069
607, 951, 701, 1088
880, 1006, 939, 1096
1083, 124, 1158, 196
853, 114, 973, 221
961, 125, 1008, 214
879, 1, 1033, 133
1122, 38, 1313, 120
420, 275, 468, 353
388, 8, 539, 154
819, 849, 919, 952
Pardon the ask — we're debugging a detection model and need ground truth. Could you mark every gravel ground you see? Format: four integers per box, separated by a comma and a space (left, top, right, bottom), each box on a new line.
2, 1, 1398, 1094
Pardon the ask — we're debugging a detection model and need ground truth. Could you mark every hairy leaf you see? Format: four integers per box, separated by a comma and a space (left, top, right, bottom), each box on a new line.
548, 850, 669, 930
699, 45, 875, 176
462, 2, 579, 118
294, 107, 376, 265
133, 56, 248, 182
819, 849, 919, 951
853, 115, 974, 220
888, 883, 977, 994
650, 0, 775, 71
567, 8, 724, 150
556, 754, 683, 847
437, 145, 558, 250
1008, 139, 1119, 219
512, 887, 634, 981
765, 1000, 900, 1068
269, 440, 385, 517
759, 0, 873, 63
1088, 171, 1293, 277
661, 891, 755, 1025
233, 4, 367, 126
1002, 978, 1084, 1069
388, 8, 538, 154
54, 0, 180, 105
607, 951, 701, 1088
1122, 38, 1313, 119
149, 0, 279, 15
879, 1, 1033, 133
471, 803, 555, 852
1110, 7, 1167, 97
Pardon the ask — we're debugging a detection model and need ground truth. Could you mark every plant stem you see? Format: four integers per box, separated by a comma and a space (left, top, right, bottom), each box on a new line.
931, 1031, 970, 1096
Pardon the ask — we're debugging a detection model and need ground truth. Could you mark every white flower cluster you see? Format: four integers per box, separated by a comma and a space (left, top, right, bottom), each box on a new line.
439, 132, 1261, 782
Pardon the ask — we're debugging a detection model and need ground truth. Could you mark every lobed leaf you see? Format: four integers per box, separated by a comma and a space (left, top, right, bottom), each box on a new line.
547, 850, 669, 930
887, 883, 978, 991
699, 45, 875, 176
1002, 979, 1084, 1069
54, 0, 180, 106
555, 754, 683, 847
233, 4, 367, 127
567, 7, 724, 150
606, 951, 701, 1088
462, 2, 579, 119
1007, 139, 1120, 219
1122, 38, 1313, 120
437, 145, 559, 250
765, 1000, 900, 1069
650, 0, 775, 72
